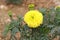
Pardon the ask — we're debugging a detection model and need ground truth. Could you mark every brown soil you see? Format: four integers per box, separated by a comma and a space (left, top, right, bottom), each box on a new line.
0, 0, 58, 40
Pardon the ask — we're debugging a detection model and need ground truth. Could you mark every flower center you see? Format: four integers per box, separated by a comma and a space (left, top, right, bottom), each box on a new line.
31, 16, 34, 19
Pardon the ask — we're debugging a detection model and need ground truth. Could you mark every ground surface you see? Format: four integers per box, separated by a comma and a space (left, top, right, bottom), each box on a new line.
0, 0, 59, 40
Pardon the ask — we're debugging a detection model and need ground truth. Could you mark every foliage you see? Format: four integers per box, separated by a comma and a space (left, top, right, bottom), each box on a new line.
3, 6, 60, 40
6, 0, 23, 5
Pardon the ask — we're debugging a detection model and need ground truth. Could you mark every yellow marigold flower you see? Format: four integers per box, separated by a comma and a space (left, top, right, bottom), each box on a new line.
24, 10, 43, 28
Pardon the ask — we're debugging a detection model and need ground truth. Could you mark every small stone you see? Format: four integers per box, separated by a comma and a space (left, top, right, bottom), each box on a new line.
0, 5, 4, 9
0, 5, 8, 10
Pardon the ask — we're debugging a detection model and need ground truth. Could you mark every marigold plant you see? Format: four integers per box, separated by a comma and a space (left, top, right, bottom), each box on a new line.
3, 6, 60, 40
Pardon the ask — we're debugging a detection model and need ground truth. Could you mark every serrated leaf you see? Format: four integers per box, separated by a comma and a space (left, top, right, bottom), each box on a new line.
39, 8, 47, 15
11, 27, 19, 35
47, 25, 55, 28
3, 24, 10, 37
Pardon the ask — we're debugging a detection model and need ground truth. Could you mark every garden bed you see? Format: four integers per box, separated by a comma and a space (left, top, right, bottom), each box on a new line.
0, 0, 60, 40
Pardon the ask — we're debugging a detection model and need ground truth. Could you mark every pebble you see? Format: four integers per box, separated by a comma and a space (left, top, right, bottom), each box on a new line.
0, 5, 8, 10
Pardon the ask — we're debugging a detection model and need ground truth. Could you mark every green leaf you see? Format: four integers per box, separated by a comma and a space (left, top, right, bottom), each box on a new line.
3, 24, 10, 37
11, 27, 19, 35
38, 8, 47, 15
47, 25, 55, 29
56, 7, 60, 12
